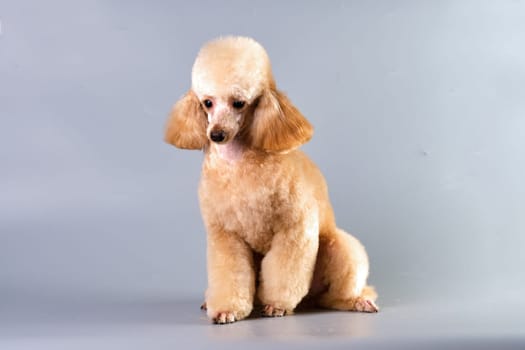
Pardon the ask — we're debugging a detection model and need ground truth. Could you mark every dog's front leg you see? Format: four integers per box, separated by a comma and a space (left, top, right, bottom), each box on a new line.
205, 228, 255, 324
258, 219, 319, 316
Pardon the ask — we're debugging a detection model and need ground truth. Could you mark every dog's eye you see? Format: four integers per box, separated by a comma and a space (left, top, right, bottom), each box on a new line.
203, 99, 213, 108
232, 100, 245, 109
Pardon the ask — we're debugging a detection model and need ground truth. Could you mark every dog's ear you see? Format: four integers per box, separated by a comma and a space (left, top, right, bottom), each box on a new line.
164, 90, 208, 150
249, 89, 313, 152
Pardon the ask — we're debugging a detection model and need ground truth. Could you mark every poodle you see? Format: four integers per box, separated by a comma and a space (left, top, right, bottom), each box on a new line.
165, 36, 378, 324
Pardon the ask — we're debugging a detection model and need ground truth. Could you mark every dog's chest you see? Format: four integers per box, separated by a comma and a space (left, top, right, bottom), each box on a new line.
199, 160, 284, 253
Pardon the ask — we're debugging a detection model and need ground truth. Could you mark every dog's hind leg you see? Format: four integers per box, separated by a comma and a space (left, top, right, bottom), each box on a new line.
315, 229, 379, 312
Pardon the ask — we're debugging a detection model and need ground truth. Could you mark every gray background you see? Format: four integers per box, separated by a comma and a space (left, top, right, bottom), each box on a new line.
1, 0, 524, 349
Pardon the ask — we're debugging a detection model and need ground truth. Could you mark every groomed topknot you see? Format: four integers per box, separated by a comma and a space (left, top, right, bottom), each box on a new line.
191, 36, 274, 103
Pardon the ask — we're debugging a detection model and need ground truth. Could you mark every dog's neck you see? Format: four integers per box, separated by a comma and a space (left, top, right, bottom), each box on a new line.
209, 139, 245, 164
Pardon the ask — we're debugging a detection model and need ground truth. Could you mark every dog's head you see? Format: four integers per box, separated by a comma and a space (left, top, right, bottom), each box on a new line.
165, 36, 313, 152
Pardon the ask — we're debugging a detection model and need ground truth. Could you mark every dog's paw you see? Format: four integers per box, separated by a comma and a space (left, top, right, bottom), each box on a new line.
354, 298, 379, 313
262, 304, 286, 317
213, 311, 237, 324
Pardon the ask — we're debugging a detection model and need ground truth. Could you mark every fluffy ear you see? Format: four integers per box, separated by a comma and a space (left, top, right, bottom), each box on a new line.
164, 90, 208, 149
248, 89, 313, 152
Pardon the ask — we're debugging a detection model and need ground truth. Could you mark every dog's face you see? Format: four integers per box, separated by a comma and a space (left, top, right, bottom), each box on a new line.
165, 36, 314, 152
191, 36, 270, 146
199, 94, 251, 145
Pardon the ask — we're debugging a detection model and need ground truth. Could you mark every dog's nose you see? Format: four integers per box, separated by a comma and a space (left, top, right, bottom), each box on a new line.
210, 130, 226, 143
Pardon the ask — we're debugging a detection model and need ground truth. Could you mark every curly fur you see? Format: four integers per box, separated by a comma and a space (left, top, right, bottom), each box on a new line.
165, 36, 378, 324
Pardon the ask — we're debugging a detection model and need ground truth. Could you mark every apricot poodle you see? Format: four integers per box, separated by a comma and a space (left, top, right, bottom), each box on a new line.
165, 36, 378, 324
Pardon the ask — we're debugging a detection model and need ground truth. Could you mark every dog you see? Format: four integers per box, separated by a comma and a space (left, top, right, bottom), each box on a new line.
165, 36, 378, 324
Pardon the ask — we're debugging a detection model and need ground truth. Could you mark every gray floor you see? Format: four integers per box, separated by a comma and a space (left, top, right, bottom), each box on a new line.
1, 291, 524, 349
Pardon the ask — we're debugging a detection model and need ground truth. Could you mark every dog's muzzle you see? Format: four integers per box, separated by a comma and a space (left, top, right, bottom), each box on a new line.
210, 129, 227, 143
